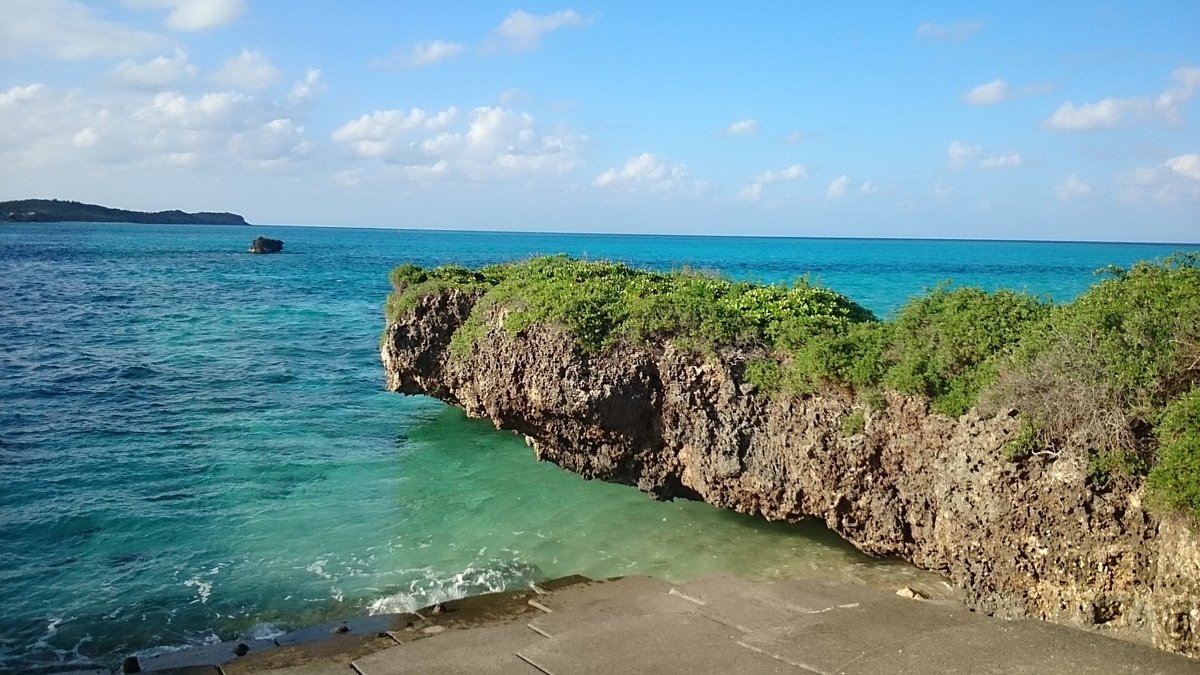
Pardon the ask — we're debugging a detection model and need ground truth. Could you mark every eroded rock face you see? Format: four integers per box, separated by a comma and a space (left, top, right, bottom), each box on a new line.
381, 292, 1200, 657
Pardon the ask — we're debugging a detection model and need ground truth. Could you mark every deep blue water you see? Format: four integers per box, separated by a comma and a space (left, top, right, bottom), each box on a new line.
0, 222, 1191, 673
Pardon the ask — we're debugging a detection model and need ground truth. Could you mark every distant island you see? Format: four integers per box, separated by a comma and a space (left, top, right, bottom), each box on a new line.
0, 199, 248, 226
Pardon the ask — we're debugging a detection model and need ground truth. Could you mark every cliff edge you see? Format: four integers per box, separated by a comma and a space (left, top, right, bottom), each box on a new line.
381, 257, 1200, 657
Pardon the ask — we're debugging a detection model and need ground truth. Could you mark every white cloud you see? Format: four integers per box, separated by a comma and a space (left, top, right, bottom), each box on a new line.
332, 108, 459, 158
1166, 154, 1200, 181
916, 19, 984, 43
594, 153, 694, 194
737, 183, 762, 202
493, 9, 593, 52
381, 40, 466, 69
1117, 164, 1200, 203
980, 152, 1024, 169
754, 164, 809, 183
1, 0, 166, 60
332, 105, 584, 181
784, 130, 806, 143
122, 0, 246, 32
1044, 98, 1125, 131
210, 50, 282, 90
947, 140, 982, 169
724, 119, 759, 137
826, 175, 849, 199
1055, 174, 1093, 200
287, 69, 323, 106
0, 83, 48, 107
858, 181, 878, 194
963, 78, 1011, 106
110, 49, 196, 89
1045, 65, 1200, 131
231, 118, 313, 168
0, 82, 313, 171
134, 90, 261, 130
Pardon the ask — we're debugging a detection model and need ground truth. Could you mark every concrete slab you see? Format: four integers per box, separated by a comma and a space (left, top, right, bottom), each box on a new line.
355, 622, 544, 675
529, 576, 675, 613
837, 619, 1200, 675
528, 590, 698, 638
669, 574, 766, 605
517, 611, 800, 674
737, 596, 978, 673
136, 639, 277, 671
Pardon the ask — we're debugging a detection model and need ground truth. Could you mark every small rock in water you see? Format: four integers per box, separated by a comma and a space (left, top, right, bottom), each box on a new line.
248, 236, 283, 254
896, 586, 929, 600
122, 656, 141, 673
234, 643, 250, 656
333, 624, 350, 634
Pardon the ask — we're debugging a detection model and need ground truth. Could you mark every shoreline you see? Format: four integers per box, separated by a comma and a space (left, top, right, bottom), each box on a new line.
91, 572, 1198, 674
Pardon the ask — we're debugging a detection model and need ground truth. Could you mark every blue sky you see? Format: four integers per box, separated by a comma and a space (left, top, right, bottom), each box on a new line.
2, 1, 1198, 241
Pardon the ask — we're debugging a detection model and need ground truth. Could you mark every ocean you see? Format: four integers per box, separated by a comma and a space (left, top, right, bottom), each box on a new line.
0, 222, 1192, 673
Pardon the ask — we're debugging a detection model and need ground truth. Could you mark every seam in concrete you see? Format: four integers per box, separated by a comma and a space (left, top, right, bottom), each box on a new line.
515, 652, 555, 674
667, 587, 706, 605
531, 584, 549, 595
527, 622, 553, 638
384, 630, 404, 644
527, 599, 554, 613
350, 662, 367, 675
735, 639, 830, 675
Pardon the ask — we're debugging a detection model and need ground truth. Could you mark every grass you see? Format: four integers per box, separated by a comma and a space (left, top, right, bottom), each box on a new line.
385, 253, 1200, 520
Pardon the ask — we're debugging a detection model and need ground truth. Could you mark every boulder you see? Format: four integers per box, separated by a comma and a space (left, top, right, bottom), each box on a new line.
248, 236, 283, 254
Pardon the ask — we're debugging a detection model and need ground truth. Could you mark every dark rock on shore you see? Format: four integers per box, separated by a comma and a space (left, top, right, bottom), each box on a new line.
248, 236, 283, 254
381, 289, 1200, 658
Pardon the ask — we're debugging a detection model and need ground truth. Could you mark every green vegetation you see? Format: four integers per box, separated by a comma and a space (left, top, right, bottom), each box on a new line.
385, 253, 1200, 519
840, 408, 866, 437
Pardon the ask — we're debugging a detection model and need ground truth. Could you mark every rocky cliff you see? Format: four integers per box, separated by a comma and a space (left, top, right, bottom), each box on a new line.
382, 289, 1200, 657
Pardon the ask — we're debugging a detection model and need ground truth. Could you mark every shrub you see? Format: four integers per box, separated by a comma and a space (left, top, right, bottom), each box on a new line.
841, 408, 866, 437
1147, 388, 1200, 520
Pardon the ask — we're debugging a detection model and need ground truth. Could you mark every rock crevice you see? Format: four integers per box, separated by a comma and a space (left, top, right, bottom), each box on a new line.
382, 292, 1199, 657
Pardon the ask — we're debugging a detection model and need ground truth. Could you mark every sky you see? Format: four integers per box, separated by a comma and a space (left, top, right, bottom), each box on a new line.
1, 1, 1199, 241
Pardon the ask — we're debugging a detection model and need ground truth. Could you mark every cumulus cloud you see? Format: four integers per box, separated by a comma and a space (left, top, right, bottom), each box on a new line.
963, 78, 1011, 106
1055, 174, 1093, 200
738, 164, 809, 203
332, 105, 584, 181
380, 40, 466, 69
210, 49, 282, 90
0, 81, 314, 170
947, 140, 983, 169
594, 153, 695, 194
110, 49, 196, 89
755, 164, 809, 183
1, 0, 166, 60
1166, 154, 1200, 181
287, 68, 323, 106
1117, 163, 1200, 203
231, 118, 313, 168
724, 119, 759, 137
826, 175, 849, 199
916, 19, 984, 43
1045, 65, 1200, 131
858, 181, 878, 194
122, 0, 246, 32
492, 9, 593, 52
332, 108, 460, 158
980, 152, 1024, 169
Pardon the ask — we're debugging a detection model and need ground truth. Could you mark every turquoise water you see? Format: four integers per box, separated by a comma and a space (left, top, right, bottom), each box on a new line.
0, 223, 1192, 673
